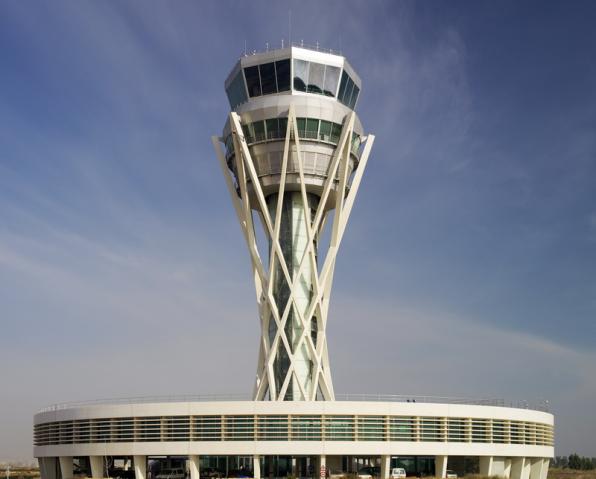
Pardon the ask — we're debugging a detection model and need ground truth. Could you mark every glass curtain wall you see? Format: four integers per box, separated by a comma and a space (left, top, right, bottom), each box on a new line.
267, 192, 319, 400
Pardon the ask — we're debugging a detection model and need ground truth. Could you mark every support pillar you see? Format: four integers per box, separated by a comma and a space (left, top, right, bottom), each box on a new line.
510, 458, 525, 479
39, 457, 59, 479
529, 459, 545, 479
381, 456, 390, 479
134, 456, 146, 479
435, 456, 448, 479
189, 456, 199, 479
522, 458, 531, 479
59, 457, 73, 479
253, 456, 261, 479
90, 456, 104, 479
319, 456, 326, 478
540, 459, 549, 479
480, 457, 494, 477
504, 459, 512, 479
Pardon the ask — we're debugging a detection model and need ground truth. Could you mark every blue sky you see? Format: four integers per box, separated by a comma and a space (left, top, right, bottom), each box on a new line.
1, 0, 595, 461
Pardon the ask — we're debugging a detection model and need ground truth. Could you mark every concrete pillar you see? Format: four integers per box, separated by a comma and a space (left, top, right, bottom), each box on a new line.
90, 456, 104, 479
480, 457, 494, 477
381, 456, 391, 479
253, 455, 261, 479
510, 458, 525, 479
59, 457, 73, 479
540, 459, 549, 479
134, 456, 146, 479
529, 459, 545, 479
504, 459, 512, 478
39, 458, 59, 479
319, 456, 326, 478
189, 456, 199, 479
435, 456, 448, 479
522, 459, 531, 479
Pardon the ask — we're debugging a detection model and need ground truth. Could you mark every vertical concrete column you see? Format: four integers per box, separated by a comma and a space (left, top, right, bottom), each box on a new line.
59, 457, 73, 479
540, 459, 549, 479
253, 456, 261, 479
90, 456, 104, 479
522, 459, 531, 479
479, 457, 494, 477
381, 456, 391, 479
189, 456, 200, 479
39, 457, 59, 479
319, 456, 326, 478
529, 459, 545, 479
435, 456, 448, 479
510, 458, 525, 479
134, 456, 147, 479
504, 459, 512, 478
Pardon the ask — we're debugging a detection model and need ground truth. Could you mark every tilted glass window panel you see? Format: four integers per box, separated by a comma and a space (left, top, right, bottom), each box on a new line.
342, 78, 355, 106
244, 65, 261, 97
323, 65, 340, 97
307, 62, 325, 94
266, 119, 280, 140
259, 62, 277, 95
226, 71, 248, 109
306, 118, 319, 139
331, 123, 342, 143
296, 118, 307, 138
348, 84, 360, 109
253, 121, 265, 142
293, 59, 309, 92
275, 59, 291, 92
279, 117, 288, 136
319, 120, 332, 141
338, 71, 349, 103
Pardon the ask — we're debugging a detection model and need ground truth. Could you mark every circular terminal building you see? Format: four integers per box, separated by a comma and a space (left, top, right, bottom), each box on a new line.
34, 45, 554, 479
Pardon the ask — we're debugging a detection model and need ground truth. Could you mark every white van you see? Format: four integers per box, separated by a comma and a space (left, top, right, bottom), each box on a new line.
390, 468, 406, 479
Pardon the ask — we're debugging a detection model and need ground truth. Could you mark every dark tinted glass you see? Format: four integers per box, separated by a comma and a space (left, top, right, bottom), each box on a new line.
253, 120, 265, 141
331, 123, 342, 142
319, 120, 332, 140
306, 118, 319, 138
266, 119, 279, 139
348, 84, 360, 109
279, 118, 288, 135
225, 71, 248, 109
275, 59, 291, 92
337, 71, 349, 103
244, 66, 261, 97
296, 118, 306, 136
259, 62, 277, 95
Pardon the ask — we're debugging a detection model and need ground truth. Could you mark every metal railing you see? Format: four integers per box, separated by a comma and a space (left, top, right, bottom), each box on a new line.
242, 41, 342, 58
37, 393, 550, 413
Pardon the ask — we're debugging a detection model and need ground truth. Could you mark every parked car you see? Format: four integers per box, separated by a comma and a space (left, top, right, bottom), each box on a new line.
357, 467, 380, 479
155, 468, 185, 479
201, 468, 222, 479
446, 471, 457, 479
390, 468, 406, 479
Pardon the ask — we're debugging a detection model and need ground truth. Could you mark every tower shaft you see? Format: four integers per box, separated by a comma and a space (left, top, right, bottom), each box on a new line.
213, 106, 374, 401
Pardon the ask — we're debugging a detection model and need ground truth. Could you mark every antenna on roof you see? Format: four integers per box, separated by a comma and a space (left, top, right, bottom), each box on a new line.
244, 40, 247, 56
289, 10, 292, 46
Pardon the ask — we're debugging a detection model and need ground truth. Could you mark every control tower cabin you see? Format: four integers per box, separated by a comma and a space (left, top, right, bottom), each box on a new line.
212, 46, 375, 402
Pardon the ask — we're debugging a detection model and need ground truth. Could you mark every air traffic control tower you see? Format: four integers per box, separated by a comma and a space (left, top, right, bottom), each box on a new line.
212, 46, 373, 403
34, 46, 554, 479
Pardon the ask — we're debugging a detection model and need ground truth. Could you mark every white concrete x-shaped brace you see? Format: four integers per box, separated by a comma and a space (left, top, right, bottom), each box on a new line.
212, 105, 374, 401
